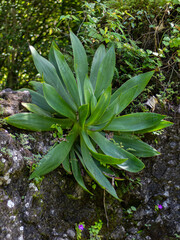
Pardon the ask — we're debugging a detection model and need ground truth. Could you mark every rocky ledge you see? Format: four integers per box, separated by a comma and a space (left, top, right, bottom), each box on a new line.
0, 90, 179, 240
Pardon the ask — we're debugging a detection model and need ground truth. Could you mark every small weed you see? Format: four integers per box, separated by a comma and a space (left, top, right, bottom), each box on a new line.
75, 220, 103, 240
175, 233, 180, 239
126, 206, 137, 215
75, 222, 85, 240
0, 118, 7, 127
155, 204, 163, 212
0, 147, 13, 157
89, 220, 103, 240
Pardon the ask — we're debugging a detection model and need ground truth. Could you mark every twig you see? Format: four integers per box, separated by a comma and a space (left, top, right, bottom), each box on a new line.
103, 190, 109, 228
77, 15, 87, 36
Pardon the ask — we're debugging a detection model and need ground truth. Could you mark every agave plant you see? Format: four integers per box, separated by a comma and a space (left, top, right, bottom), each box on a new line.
5, 32, 173, 199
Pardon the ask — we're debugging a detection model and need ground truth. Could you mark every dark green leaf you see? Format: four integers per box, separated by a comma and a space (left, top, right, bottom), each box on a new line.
43, 83, 76, 120
29, 81, 44, 95
5, 113, 73, 131
53, 46, 81, 106
94, 160, 121, 180
21, 102, 52, 117
84, 76, 94, 105
105, 113, 165, 132
30, 130, 78, 179
90, 44, 106, 89
87, 86, 111, 125
89, 132, 145, 173
70, 149, 92, 194
90, 95, 97, 113
94, 95, 121, 125
111, 71, 154, 103
70, 31, 88, 104
94, 46, 115, 98
19, 88, 55, 113
115, 85, 137, 114
62, 155, 71, 173
78, 104, 89, 128
80, 136, 119, 199
29, 45, 77, 111
48, 41, 63, 81
81, 131, 127, 165
135, 120, 173, 133
113, 134, 160, 157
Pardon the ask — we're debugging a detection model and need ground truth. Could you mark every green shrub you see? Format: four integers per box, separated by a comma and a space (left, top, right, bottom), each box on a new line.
5, 32, 173, 199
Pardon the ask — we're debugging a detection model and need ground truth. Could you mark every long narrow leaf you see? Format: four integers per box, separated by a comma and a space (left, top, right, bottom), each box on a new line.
111, 71, 154, 103
94, 160, 121, 180
90, 44, 106, 89
113, 134, 160, 157
43, 83, 76, 120
78, 104, 89, 128
70, 31, 88, 104
62, 155, 71, 173
135, 120, 173, 134
5, 113, 73, 131
115, 85, 137, 114
30, 130, 78, 179
70, 149, 92, 194
21, 102, 52, 117
87, 112, 116, 132
87, 116, 115, 131
19, 88, 55, 113
30, 45, 77, 111
87, 86, 111, 125
48, 41, 63, 81
84, 76, 94, 105
90, 95, 97, 114
89, 131, 145, 173
53, 46, 81, 106
94, 46, 115, 98
104, 113, 165, 132
94, 97, 120, 125
29, 81, 44, 95
81, 131, 127, 165
80, 136, 119, 199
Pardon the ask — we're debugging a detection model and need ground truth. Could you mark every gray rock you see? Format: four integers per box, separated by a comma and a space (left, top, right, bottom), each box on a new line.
0, 89, 179, 240
0, 89, 31, 117
129, 227, 138, 234
176, 224, 180, 233
110, 226, 126, 239
67, 229, 76, 239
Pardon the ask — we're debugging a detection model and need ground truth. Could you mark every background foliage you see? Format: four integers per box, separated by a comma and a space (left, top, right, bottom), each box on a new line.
0, 0, 179, 104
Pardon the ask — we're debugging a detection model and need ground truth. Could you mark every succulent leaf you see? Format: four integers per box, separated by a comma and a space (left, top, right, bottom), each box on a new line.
30, 45, 77, 110
29, 129, 78, 179
70, 31, 88, 104
5, 113, 73, 131
113, 134, 160, 157
43, 83, 76, 120
94, 46, 115, 98
90, 44, 106, 89
70, 149, 92, 194
80, 137, 119, 200
105, 113, 165, 132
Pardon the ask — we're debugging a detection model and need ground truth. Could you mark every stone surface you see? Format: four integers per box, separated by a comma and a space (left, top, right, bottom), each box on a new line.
0, 89, 31, 117
0, 90, 179, 240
